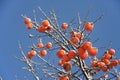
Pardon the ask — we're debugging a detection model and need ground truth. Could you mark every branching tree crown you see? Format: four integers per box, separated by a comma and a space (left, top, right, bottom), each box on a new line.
18, 7, 120, 80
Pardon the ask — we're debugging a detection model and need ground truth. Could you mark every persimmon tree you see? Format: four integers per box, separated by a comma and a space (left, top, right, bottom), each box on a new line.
17, 7, 120, 80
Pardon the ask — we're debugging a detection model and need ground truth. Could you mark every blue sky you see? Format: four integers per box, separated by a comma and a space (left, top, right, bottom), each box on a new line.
0, 0, 120, 80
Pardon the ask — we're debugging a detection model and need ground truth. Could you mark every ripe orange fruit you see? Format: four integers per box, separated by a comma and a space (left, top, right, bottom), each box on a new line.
104, 53, 111, 59
37, 43, 43, 48
61, 23, 68, 29
111, 59, 118, 66
47, 25, 53, 31
87, 47, 98, 56
27, 50, 36, 59
59, 76, 69, 80
56, 50, 66, 58
63, 62, 71, 72
27, 52, 32, 59
24, 18, 31, 24
26, 23, 33, 29
61, 59, 68, 65
70, 37, 80, 45
78, 47, 86, 56
63, 55, 71, 62
107, 63, 113, 69
98, 62, 105, 68
39, 49, 47, 56
42, 20, 49, 27
84, 22, 93, 31
58, 60, 63, 66
108, 49, 115, 55
37, 25, 47, 32
67, 50, 76, 59
76, 32, 83, 39
30, 50, 37, 56
93, 57, 98, 62
102, 66, 108, 72
79, 51, 88, 60
70, 32, 76, 37
82, 41, 92, 50
91, 61, 97, 67
45, 42, 52, 49
102, 59, 110, 65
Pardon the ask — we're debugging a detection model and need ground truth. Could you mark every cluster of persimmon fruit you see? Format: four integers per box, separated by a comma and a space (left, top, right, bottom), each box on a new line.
24, 17, 120, 80
91, 49, 120, 72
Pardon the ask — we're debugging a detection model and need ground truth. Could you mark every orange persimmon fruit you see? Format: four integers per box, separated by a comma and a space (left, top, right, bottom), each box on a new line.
82, 41, 92, 50
56, 50, 66, 58
108, 49, 115, 55
38, 25, 47, 32
42, 20, 49, 27
45, 42, 52, 49
27, 52, 32, 59
91, 61, 98, 67
102, 59, 110, 65
102, 66, 108, 72
58, 60, 63, 66
111, 59, 118, 66
97, 62, 105, 68
61, 23, 68, 29
84, 22, 94, 31
87, 47, 98, 56
37, 43, 44, 48
24, 18, 31, 24
63, 55, 71, 62
70, 37, 79, 45
26, 23, 33, 29
67, 50, 76, 59
27, 50, 36, 59
47, 25, 53, 31
76, 32, 83, 39
78, 47, 86, 56
79, 51, 88, 60
39, 49, 47, 56
104, 53, 111, 59
70, 32, 76, 37
63, 62, 71, 72
59, 76, 69, 80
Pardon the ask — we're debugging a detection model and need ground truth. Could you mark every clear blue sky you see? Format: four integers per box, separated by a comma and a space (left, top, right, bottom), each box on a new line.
0, 0, 120, 80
